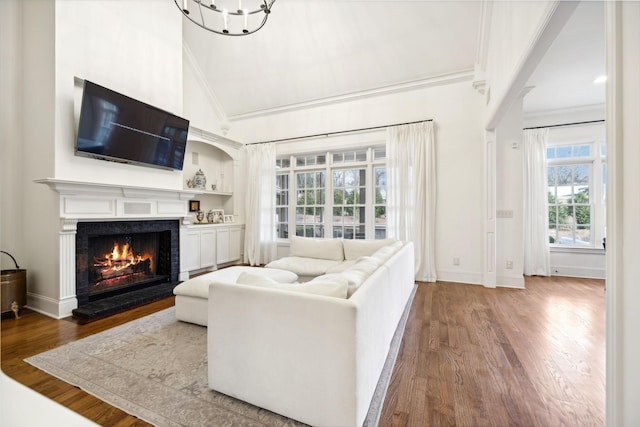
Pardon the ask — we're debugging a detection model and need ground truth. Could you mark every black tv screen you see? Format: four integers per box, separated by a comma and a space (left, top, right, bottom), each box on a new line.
76, 80, 189, 171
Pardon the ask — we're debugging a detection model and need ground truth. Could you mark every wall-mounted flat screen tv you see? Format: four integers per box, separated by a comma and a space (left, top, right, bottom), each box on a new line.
75, 80, 189, 171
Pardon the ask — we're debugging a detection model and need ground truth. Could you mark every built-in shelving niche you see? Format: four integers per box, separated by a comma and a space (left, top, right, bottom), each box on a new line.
184, 139, 235, 219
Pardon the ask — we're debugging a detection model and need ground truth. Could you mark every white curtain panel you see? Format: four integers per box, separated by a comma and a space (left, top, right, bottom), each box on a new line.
523, 128, 551, 276
244, 143, 277, 266
386, 121, 436, 282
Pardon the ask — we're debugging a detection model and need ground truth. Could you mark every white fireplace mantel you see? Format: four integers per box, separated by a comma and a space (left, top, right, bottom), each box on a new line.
33, 178, 198, 318
36, 178, 198, 199
36, 178, 197, 221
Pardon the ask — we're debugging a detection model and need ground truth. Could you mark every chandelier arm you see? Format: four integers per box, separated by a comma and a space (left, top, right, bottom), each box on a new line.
174, 0, 275, 36
197, 1, 207, 29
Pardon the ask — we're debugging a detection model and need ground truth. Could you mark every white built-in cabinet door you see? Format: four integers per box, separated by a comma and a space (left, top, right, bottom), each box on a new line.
217, 226, 243, 264
229, 227, 242, 261
182, 225, 244, 275
184, 230, 202, 272
184, 228, 216, 271
200, 229, 216, 268
216, 228, 230, 264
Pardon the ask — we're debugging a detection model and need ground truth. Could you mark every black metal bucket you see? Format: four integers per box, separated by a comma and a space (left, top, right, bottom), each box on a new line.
1, 251, 27, 317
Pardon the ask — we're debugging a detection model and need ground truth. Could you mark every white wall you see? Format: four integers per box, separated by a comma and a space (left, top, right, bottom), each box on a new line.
607, 2, 640, 424
0, 0, 25, 266
21, 0, 60, 307
183, 48, 228, 137
482, 1, 579, 128
494, 97, 525, 288
483, 1, 555, 122
14, 0, 185, 316
53, 0, 183, 188
233, 80, 486, 284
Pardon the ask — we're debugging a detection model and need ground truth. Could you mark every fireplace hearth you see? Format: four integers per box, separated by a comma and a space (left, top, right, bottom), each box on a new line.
73, 220, 179, 321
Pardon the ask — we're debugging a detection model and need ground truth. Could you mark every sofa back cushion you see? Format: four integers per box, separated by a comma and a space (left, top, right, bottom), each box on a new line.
370, 241, 404, 264
342, 239, 396, 260
289, 236, 344, 261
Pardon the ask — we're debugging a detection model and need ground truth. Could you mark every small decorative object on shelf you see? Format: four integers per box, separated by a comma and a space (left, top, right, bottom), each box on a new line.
211, 184, 217, 191
196, 210, 205, 223
186, 169, 207, 190
224, 215, 234, 223
211, 209, 224, 224
206, 210, 215, 223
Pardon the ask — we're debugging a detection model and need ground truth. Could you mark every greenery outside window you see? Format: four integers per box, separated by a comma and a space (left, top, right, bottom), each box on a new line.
276, 147, 386, 240
547, 141, 605, 248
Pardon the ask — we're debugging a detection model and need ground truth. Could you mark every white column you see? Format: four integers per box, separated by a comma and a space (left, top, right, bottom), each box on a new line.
483, 130, 497, 288
58, 219, 78, 315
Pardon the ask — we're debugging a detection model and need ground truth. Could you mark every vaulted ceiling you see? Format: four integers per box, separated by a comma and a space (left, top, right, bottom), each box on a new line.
179, 0, 604, 122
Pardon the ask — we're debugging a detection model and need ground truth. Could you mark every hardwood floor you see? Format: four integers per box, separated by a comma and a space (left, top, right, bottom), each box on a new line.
1, 277, 604, 426
380, 276, 605, 427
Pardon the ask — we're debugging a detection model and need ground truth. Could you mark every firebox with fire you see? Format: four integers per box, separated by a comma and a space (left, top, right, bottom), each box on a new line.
89, 240, 156, 294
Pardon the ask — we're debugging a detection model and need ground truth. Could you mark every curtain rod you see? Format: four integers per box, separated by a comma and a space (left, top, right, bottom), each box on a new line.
247, 118, 433, 145
523, 119, 604, 130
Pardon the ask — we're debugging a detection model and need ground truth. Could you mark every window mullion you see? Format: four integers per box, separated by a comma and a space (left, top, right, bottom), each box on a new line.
326, 152, 332, 238
365, 149, 374, 239
287, 155, 295, 240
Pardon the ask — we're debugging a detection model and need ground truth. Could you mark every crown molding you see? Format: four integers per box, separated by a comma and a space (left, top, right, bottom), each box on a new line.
187, 125, 244, 155
227, 69, 474, 121
523, 103, 605, 121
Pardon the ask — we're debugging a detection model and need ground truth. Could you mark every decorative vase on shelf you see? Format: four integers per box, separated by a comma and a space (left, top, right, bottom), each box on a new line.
206, 210, 215, 223
187, 169, 207, 190
196, 210, 204, 223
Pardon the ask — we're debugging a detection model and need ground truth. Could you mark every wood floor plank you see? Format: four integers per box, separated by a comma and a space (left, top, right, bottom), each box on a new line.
2, 278, 604, 426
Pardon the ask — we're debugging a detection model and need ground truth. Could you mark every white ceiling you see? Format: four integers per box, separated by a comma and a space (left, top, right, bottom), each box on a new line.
524, 1, 605, 114
181, 0, 604, 121
183, 0, 482, 119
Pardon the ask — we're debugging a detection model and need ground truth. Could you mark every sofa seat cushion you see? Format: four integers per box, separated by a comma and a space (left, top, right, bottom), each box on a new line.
325, 259, 357, 274
236, 272, 348, 299
289, 236, 344, 261
266, 256, 343, 277
174, 266, 298, 299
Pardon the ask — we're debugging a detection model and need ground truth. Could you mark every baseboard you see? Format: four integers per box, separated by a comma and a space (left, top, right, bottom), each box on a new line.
437, 270, 525, 289
26, 293, 77, 319
496, 275, 525, 289
436, 270, 483, 285
550, 265, 605, 279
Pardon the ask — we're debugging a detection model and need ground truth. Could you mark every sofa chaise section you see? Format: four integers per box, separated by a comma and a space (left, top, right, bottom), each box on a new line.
208, 241, 415, 426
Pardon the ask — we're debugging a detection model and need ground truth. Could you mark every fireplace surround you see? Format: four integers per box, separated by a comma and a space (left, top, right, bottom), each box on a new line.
73, 220, 180, 320
37, 179, 196, 319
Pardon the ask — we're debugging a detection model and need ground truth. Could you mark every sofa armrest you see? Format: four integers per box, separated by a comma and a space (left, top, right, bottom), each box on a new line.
208, 282, 358, 426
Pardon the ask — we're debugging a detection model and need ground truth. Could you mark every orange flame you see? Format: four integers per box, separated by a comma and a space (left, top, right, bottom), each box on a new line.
95, 242, 150, 273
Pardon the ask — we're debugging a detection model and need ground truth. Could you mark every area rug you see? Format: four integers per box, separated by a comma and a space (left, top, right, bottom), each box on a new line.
26, 287, 415, 427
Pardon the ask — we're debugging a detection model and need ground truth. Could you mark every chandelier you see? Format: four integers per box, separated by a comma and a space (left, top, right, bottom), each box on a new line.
175, 0, 276, 36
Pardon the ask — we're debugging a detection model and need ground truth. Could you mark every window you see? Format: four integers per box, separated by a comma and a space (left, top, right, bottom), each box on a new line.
276, 147, 386, 240
547, 141, 606, 247
374, 165, 387, 239
295, 171, 325, 237
275, 173, 289, 239
332, 169, 366, 239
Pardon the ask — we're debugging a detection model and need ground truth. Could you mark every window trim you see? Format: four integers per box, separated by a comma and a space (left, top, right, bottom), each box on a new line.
546, 139, 606, 250
276, 146, 386, 241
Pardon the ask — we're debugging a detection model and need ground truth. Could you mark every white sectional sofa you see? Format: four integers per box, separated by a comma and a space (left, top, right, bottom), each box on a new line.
172, 266, 299, 326
207, 237, 416, 427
